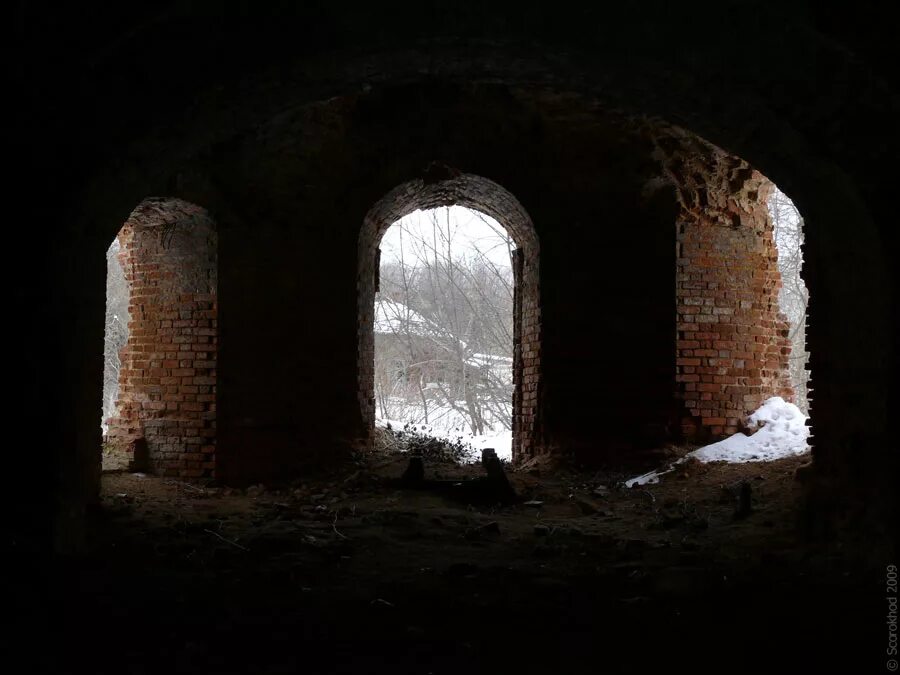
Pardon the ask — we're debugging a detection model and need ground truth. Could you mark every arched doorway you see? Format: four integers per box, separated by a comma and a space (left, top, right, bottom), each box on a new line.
359, 173, 540, 462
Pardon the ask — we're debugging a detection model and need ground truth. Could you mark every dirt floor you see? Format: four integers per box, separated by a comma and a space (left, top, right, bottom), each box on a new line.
11, 448, 892, 674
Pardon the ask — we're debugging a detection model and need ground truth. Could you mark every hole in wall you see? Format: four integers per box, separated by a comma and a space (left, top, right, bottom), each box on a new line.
358, 173, 541, 463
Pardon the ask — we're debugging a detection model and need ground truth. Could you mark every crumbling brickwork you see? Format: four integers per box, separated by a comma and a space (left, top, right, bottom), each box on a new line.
655, 135, 794, 441
106, 199, 218, 478
209, 89, 796, 476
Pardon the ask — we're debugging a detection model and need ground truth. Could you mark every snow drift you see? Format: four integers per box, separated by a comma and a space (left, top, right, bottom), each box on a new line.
625, 397, 810, 487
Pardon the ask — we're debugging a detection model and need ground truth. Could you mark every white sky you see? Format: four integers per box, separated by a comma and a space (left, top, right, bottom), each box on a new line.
380, 206, 514, 268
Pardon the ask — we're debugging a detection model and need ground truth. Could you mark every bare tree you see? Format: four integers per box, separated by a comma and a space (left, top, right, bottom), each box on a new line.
375, 207, 515, 435
769, 187, 811, 413
102, 237, 130, 433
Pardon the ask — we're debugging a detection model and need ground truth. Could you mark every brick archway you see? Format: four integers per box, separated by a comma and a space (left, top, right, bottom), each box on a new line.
358, 174, 541, 462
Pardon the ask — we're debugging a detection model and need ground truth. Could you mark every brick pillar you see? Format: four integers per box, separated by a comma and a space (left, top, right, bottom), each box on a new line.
106, 199, 218, 479
656, 137, 793, 442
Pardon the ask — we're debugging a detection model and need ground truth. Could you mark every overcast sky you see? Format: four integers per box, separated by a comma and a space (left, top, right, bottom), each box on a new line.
380, 206, 514, 268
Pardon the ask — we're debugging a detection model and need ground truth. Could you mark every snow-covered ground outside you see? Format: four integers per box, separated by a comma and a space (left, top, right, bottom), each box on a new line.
377, 396, 808, 474
625, 397, 810, 488
375, 399, 512, 462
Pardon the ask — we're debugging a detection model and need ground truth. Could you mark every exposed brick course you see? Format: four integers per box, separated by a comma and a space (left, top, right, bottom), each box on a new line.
106, 199, 218, 478
654, 134, 794, 441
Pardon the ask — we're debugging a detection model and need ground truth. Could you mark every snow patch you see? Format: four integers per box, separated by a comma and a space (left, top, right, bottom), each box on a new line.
624, 460, 686, 488
625, 397, 810, 488
374, 299, 436, 337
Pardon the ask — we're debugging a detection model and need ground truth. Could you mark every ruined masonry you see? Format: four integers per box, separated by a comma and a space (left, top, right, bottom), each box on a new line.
105, 199, 218, 477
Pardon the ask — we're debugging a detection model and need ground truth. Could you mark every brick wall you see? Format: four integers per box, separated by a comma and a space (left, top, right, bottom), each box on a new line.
191, 88, 798, 481
655, 135, 794, 441
106, 199, 218, 478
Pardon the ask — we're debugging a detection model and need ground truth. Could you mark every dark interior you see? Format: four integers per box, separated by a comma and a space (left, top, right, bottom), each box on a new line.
11, 3, 896, 673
